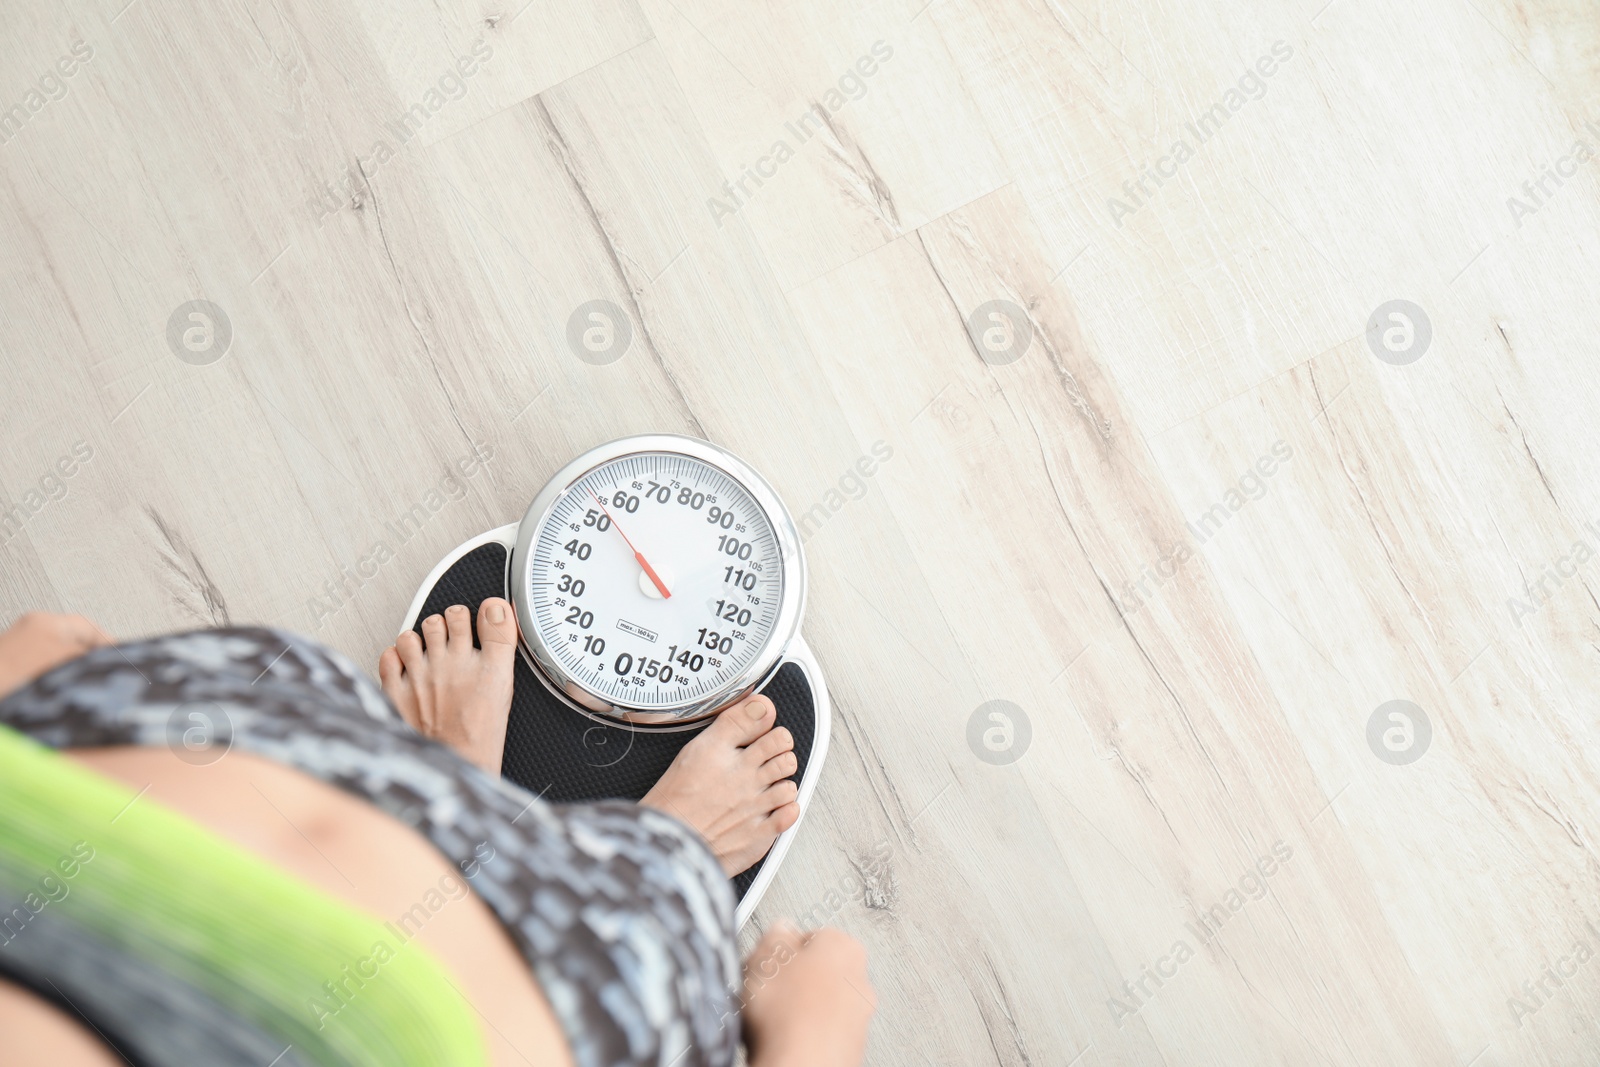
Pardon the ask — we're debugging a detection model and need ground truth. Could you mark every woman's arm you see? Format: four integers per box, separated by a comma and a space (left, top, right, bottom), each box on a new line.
0, 613, 110, 701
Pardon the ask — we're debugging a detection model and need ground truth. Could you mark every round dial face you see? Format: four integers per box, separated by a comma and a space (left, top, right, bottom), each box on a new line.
525, 452, 785, 709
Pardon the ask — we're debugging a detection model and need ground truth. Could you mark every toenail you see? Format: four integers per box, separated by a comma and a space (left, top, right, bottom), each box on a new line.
488, 600, 505, 623
746, 698, 767, 719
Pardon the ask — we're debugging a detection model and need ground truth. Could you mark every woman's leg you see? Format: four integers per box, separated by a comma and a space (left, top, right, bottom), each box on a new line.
377, 599, 802, 876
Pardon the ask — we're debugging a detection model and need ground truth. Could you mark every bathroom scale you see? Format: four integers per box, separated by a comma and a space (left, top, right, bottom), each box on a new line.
402, 434, 830, 926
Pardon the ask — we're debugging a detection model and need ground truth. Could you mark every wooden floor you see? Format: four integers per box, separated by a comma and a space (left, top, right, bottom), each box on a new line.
4, 0, 1600, 1062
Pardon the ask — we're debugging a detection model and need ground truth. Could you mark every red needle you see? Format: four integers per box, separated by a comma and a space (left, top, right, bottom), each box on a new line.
592, 492, 672, 599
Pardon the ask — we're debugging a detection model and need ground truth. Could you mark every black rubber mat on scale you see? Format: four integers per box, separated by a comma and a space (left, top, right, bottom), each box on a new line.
411, 541, 816, 898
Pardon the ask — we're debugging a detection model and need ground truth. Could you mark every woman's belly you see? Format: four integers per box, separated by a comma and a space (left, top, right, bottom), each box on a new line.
0, 745, 574, 1067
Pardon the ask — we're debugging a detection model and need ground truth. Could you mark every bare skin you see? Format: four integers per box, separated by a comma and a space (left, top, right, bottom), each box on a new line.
377, 600, 518, 776
639, 695, 801, 876
48, 746, 576, 1067
0, 610, 874, 1066
0, 982, 126, 1067
0, 611, 112, 697
375, 598, 802, 876
743, 922, 877, 1067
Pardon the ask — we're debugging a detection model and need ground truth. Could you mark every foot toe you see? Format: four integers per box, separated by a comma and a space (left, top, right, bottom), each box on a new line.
761, 749, 798, 783
762, 778, 799, 811
395, 633, 432, 694
764, 800, 801, 835
746, 724, 793, 763
382, 643, 422, 729
444, 604, 474, 646
396, 629, 428, 674
420, 613, 447, 650
378, 646, 403, 685
476, 597, 519, 657
710, 694, 775, 745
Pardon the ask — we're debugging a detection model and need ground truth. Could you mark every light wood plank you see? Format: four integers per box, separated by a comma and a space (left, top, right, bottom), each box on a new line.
5, 0, 1600, 1063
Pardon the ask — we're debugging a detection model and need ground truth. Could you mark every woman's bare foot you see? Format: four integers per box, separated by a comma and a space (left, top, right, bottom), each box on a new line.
642, 694, 800, 876
379, 608, 799, 872
378, 598, 518, 775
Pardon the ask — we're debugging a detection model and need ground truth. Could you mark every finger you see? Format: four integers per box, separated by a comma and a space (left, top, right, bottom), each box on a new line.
420, 613, 446, 650
808, 927, 870, 968
49, 614, 112, 651
443, 604, 473, 647
751, 917, 807, 963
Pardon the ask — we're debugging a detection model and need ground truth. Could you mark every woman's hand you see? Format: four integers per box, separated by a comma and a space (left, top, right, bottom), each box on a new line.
742, 920, 875, 1067
0, 612, 111, 701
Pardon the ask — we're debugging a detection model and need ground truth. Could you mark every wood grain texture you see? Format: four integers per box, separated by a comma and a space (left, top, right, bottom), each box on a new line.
3, 0, 1599, 1063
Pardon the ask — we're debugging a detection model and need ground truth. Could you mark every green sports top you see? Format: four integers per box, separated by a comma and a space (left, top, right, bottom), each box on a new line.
0, 723, 488, 1066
